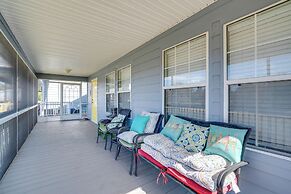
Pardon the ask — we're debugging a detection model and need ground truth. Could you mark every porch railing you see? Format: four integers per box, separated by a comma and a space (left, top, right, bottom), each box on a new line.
39, 102, 61, 117
39, 102, 88, 117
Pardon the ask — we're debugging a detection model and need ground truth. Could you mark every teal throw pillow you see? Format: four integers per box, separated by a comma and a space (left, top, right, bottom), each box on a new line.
204, 124, 248, 163
161, 115, 190, 142
130, 115, 150, 134
176, 124, 209, 152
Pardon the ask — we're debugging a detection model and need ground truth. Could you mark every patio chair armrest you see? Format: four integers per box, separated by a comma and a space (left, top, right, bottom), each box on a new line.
117, 126, 130, 135
217, 161, 249, 190
105, 121, 123, 125
105, 121, 123, 129
98, 119, 111, 125
107, 126, 123, 134
133, 133, 155, 144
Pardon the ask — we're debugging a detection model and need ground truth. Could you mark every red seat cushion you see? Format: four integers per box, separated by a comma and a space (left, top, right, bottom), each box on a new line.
167, 168, 235, 194
138, 149, 166, 170
138, 149, 236, 194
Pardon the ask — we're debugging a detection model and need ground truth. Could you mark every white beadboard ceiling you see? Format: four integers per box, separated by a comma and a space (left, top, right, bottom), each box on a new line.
0, 0, 216, 76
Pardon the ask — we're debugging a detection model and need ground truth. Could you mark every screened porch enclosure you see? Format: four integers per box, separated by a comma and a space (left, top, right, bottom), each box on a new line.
1, 0, 291, 194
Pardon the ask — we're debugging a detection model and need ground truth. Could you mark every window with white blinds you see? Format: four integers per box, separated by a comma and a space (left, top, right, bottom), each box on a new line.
164, 33, 207, 87
163, 33, 208, 121
226, 0, 291, 155
227, 0, 291, 80
105, 72, 115, 112
117, 65, 131, 109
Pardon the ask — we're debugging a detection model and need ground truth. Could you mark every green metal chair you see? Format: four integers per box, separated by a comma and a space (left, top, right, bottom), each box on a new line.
96, 108, 131, 150
115, 113, 164, 175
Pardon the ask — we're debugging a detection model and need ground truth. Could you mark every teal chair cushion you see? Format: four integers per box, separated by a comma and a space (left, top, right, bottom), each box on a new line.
130, 115, 150, 134
161, 115, 190, 142
204, 124, 248, 163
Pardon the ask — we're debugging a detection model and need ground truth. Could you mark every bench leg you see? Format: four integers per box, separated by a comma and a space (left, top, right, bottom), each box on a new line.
134, 148, 138, 176
96, 129, 100, 143
115, 143, 121, 160
109, 133, 113, 152
104, 134, 108, 150
129, 149, 134, 175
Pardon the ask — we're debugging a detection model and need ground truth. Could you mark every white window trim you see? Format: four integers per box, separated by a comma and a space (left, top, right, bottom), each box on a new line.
117, 64, 131, 110
162, 32, 209, 121
105, 71, 116, 113
223, 0, 291, 157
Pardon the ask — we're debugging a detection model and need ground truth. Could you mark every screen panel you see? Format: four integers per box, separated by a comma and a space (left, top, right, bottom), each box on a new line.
0, 118, 17, 180
18, 58, 28, 111
0, 32, 17, 118
28, 72, 33, 106
17, 112, 29, 150
28, 109, 33, 133
33, 107, 37, 126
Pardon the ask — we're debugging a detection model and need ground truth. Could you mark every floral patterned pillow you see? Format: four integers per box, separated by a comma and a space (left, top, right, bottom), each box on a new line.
107, 114, 126, 130
175, 124, 209, 152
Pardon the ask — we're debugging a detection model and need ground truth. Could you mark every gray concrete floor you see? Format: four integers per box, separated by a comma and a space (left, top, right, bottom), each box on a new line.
0, 120, 190, 194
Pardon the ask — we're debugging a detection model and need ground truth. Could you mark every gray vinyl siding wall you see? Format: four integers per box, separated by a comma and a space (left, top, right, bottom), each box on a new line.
89, 0, 290, 193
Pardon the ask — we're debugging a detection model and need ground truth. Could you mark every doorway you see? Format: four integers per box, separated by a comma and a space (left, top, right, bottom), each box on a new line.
38, 80, 87, 122
61, 83, 81, 120
91, 78, 98, 123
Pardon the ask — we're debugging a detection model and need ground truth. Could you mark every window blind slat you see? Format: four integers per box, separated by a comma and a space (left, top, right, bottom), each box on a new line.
164, 34, 206, 87
227, 47, 255, 80
190, 36, 206, 61
106, 72, 115, 93
256, 38, 291, 77
164, 48, 175, 68
176, 43, 188, 66
117, 66, 130, 110
257, 1, 291, 44
118, 66, 130, 92
227, 16, 255, 52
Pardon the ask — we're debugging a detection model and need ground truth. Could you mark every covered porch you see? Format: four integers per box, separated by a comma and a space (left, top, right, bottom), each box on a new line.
0, 120, 190, 194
